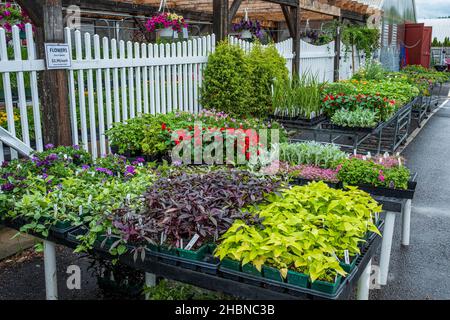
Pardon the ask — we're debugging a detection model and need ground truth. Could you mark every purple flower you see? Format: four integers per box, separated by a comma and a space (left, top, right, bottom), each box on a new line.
46, 154, 58, 161
73, 145, 80, 150
42, 173, 49, 179
45, 143, 54, 150
1, 182, 15, 192
1, 161, 9, 168
125, 165, 136, 176
82, 164, 90, 170
95, 167, 113, 176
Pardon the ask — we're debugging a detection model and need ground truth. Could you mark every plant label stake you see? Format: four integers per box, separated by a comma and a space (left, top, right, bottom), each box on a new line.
344, 250, 350, 264
184, 234, 200, 251
398, 158, 402, 167
79, 205, 83, 216
53, 204, 58, 218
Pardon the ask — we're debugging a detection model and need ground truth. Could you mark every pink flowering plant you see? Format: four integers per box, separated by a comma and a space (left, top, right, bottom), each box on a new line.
336, 157, 410, 189
145, 12, 187, 33
0, 2, 32, 35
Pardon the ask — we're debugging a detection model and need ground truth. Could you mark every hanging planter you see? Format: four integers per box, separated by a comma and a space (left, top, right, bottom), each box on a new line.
232, 18, 264, 41
145, 12, 187, 39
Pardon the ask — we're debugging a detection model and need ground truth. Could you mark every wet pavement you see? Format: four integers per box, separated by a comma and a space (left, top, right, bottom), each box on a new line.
370, 98, 450, 300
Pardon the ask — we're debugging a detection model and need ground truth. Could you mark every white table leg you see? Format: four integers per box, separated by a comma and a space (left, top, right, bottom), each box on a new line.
379, 211, 396, 285
145, 272, 156, 300
402, 199, 412, 246
357, 259, 372, 300
44, 240, 58, 300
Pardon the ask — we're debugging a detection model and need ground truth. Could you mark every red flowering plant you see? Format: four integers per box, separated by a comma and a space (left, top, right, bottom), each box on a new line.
0, 2, 32, 37
322, 93, 395, 121
106, 110, 286, 165
145, 12, 187, 33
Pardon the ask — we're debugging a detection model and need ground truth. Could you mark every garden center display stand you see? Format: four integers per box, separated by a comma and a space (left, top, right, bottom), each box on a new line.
3, 219, 383, 300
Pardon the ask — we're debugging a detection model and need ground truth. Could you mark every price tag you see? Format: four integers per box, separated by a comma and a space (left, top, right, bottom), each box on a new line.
184, 234, 200, 251
344, 250, 350, 264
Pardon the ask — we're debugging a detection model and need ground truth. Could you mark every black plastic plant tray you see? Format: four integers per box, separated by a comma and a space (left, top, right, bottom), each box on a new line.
50, 223, 81, 239
320, 121, 379, 133
144, 248, 221, 276
217, 229, 382, 300
353, 180, 417, 199
290, 177, 342, 189
269, 114, 326, 127
66, 225, 89, 244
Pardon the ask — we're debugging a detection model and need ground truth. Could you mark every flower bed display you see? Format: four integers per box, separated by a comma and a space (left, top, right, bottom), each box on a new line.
106, 110, 286, 164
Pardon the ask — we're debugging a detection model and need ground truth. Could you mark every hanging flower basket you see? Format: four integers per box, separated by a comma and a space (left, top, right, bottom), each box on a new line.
145, 12, 187, 38
232, 19, 263, 41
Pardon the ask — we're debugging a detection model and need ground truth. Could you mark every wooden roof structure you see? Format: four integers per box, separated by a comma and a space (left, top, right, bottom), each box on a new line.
134, 0, 383, 23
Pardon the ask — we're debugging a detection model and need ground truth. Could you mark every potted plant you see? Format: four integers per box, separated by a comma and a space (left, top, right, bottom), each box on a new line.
232, 18, 263, 41
145, 12, 187, 39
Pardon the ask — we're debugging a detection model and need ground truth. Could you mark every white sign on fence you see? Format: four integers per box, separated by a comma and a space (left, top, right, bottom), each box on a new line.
45, 43, 71, 69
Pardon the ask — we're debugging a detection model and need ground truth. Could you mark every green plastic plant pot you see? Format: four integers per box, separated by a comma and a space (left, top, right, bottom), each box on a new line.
339, 255, 359, 273
242, 263, 261, 277
146, 243, 159, 252
262, 265, 284, 283
287, 270, 309, 288
159, 246, 179, 256
96, 235, 117, 249
221, 258, 241, 271
177, 245, 208, 261
311, 275, 342, 295
53, 220, 72, 229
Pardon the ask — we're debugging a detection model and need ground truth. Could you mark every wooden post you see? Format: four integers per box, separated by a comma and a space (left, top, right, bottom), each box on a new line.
213, 0, 229, 42
334, 18, 342, 82
292, 7, 301, 76
16, 0, 72, 146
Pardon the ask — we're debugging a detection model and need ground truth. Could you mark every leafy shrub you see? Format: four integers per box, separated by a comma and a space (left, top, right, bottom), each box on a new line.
200, 42, 253, 117
337, 157, 410, 189
246, 43, 288, 117
110, 170, 283, 250
279, 142, 347, 168
201, 41, 288, 118
215, 182, 382, 282
273, 73, 323, 119
331, 108, 378, 128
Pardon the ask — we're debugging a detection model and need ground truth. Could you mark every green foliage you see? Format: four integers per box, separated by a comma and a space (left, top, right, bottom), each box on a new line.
279, 142, 347, 168
331, 108, 378, 128
337, 157, 410, 189
215, 182, 382, 282
200, 41, 288, 118
273, 72, 323, 119
143, 279, 233, 300
200, 42, 253, 117
246, 43, 289, 117
342, 25, 380, 58
352, 60, 386, 81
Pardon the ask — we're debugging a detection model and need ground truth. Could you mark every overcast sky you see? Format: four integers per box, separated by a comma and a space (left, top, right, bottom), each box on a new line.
416, 0, 450, 19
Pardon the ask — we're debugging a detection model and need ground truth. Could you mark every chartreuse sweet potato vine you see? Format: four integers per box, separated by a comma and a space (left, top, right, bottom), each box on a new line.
215, 182, 382, 282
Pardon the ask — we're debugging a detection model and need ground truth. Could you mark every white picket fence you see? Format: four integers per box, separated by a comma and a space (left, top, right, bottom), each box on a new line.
0, 24, 44, 162
65, 28, 216, 158
299, 40, 335, 83
0, 23, 367, 161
